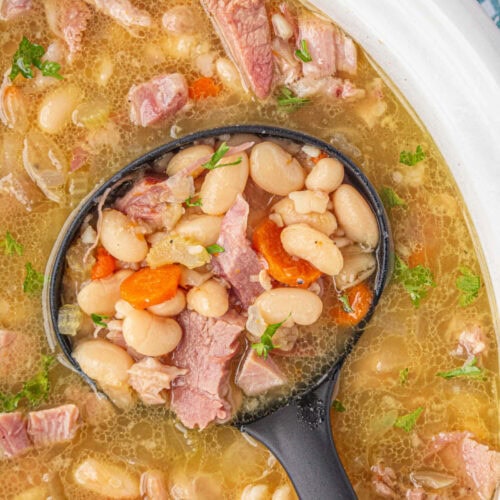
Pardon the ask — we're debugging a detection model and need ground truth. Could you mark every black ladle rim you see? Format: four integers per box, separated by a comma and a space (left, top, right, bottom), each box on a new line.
42, 124, 393, 424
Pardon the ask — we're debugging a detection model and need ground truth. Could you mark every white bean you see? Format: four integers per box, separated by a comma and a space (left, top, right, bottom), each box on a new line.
306, 157, 344, 192
167, 144, 214, 178
281, 223, 344, 276
215, 57, 245, 92
77, 270, 133, 316
122, 310, 182, 356
114, 299, 135, 319
250, 142, 305, 196
254, 288, 323, 326
100, 209, 149, 263
147, 289, 186, 317
271, 198, 337, 235
200, 152, 249, 215
336, 251, 377, 290
186, 279, 229, 318
179, 267, 212, 288
288, 190, 329, 214
241, 484, 269, 500
331, 184, 379, 249
38, 84, 82, 134
272, 13, 293, 40
174, 214, 222, 246
95, 55, 114, 86
74, 458, 140, 499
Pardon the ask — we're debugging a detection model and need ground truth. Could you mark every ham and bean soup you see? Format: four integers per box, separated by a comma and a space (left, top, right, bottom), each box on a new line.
0, 0, 498, 498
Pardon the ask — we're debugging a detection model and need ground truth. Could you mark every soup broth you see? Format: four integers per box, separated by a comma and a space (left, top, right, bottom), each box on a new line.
0, 0, 498, 498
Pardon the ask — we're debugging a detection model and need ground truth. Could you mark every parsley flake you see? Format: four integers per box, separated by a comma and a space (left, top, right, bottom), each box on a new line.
332, 399, 346, 412
339, 294, 353, 313
394, 255, 435, 308
252, 316, 290, 359
394, 406, 424, 432
206, 244, 225, 255
277, 87, 311, 113
380, 187, 407, 210
9, 36, 63, 81
202, 142, 242, 170
23, 262, 45, 294
0, 231, 24, 256
437, 356, 486, 380
295, 39, 312, 62
185, 196, 203, 207
399, 367, 409, 385
456, 266, 481, 307
91, 313, 109, 328
399, 145, 425, 166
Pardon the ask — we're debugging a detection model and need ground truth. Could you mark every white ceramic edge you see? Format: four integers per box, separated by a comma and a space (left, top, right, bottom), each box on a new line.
309, 0, 500, 328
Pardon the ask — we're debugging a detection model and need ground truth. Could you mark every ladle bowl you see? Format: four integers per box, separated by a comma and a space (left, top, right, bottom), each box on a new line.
43, 125, 393, 500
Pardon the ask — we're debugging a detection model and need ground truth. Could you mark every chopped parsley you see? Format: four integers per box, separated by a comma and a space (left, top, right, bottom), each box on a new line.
90, 313, 109, 328
0, 355, 55, 412
0, 230, 24, 256
339, 294, 353, 313
206, 244, 225, 255
399, 367, 409, 385
399, 145, 425, 166
437, 357, 485, 380
456, 266, 481, 307
332, 399, 346, 412
295, 39, 312, 62
252, 316, 289, 359
394, 406, 424, 432
185, 196, 203, 207
202, 142, 242, 170
380, 187, 407, 210
277, 87, 311, 112
23, 262, 45, 294
394, 255, 435, 308
9, 36, 63, 81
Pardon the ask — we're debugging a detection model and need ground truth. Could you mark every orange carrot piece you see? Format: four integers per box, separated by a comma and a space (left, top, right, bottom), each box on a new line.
330, 282, 373, 327
312, 152, 328, 164
408, 247, 427, 267
120, 265, 181, 309
188, 77, 222, 100
91, 247, 116, 280
252, 218, 322, 288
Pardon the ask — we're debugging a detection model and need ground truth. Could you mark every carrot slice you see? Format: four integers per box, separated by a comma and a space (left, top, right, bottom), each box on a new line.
188, 77, 222, 100
120, 265, 181, 309
330, 282, 373, 326
312, 151, 328, 164
252, 218, 322, 288
91, 247, 116, 280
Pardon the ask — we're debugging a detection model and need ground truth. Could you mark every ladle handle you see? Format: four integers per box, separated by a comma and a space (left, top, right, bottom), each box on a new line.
241, 367, 356, 500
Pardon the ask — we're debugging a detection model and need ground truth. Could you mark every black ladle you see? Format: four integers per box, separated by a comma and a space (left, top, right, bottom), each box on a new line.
43, 125, 393, 500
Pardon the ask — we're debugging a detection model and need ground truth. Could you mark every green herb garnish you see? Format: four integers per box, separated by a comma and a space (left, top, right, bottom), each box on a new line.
456, 266, 481, 307
23, 262, 45, 294
0, 231, 24, 256
339, 294, 353, 313
437, 356, 485, 380
332, 399, 346, 412
394, 255, 435, 308
252, 316, 289, 359
9, 36, 63, 81
399, 367, 409, 385
380, 187, 407, 210
185, 196, 203, 207
277, 87, 311, 112
206, 244, 225, 255
0, 355, 55, 412
295, 39, 312, 62
91, 313, 109, 328
399, 145, 425, 166
202, 142, 242, 170
394, 406, 423, 432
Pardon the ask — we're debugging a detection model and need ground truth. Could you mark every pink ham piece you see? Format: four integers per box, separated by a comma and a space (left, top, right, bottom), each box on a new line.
0, 412, 31, 458
27, 404, 80, 447
128, 73, 188, 127
452, 325, 487, 358
333, 28, 357, 75
140, 470, 168, 500
213, 194, 265, 308
235, 349, 287, 396
297, 15, 336, 79
83, 0, 151, 30
371, 463, 397, 498
128, 357, 187, 405
0, 0, 31, 21
171, 310, 245, 430
200, 0, 273, 99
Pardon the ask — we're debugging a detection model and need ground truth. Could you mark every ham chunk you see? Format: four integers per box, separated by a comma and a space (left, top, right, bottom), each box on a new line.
200, 0, 273, 99
128, 73, 188, 127
297, 15, 336, 79
334, 28, 357, 75
371, 463, 397, 498
213, 195, 265, 308
235, 349, 287, 396
452, 325, 487, 358
0, 0, 32, 21
0, 412, 31, 458
140, 470, 168, 500
83, 0, 151, 30
27, 404, 80, 447
171, 310, 245, 429
128, 357, 187, 405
